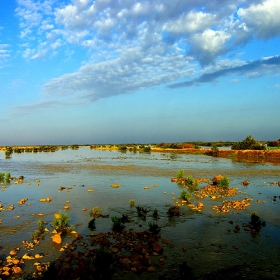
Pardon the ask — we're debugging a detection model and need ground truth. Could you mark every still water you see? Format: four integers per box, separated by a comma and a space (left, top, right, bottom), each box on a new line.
0, 147, 280, 277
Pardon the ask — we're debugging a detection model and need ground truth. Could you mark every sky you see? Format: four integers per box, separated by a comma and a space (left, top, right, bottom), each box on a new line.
0, 0, 280, 145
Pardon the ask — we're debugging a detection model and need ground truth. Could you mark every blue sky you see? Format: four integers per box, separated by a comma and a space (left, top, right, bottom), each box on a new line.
0, 0, 280, 145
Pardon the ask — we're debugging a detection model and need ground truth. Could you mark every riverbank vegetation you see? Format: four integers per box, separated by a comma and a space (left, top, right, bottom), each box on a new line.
1, 135, 280, 163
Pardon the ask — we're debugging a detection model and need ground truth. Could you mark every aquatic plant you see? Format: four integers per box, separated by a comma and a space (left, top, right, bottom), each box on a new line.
111, 216, 125, 232
31, 219, 45, 241
135, 206, 148, 219
148, 222, 161, 234
89, 206, 102, 217
88, 218, 96, 230
216, 176, 230, 189
152, 209, 159, 219
168, 206, 180, 217
180, 189, 192, 202
5, 172, 11, 181
129, 199, 135, 207
185, 176, 198, 191
50, 211, 72, 233
176, 169, 184, 179
211, 144, 219, 156
5, 146, 13, 159
120, 214, 129, 223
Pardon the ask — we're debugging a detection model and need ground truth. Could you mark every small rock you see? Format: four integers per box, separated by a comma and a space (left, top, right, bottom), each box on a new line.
52, 233, 62, 244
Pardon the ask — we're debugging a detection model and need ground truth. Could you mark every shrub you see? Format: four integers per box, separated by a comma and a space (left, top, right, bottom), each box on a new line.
31, 219, 45, 240
211, 144, 219, 156
232, 135, 265, 150
50, 211, 71, 233
143, 146, 151, 152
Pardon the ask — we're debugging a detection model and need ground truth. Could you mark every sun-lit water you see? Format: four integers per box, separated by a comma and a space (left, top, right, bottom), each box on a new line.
0, 147, 280, 278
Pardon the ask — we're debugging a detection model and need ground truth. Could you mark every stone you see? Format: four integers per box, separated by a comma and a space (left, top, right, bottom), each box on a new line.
12, 266, 23, 274
152, 242, 163, 254
9, 250, 18, 256
52, 233, 62, 244
147, 266, 156, 272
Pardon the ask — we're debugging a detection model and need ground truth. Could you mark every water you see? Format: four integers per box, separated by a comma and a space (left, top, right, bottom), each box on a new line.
0, 147, 280, 278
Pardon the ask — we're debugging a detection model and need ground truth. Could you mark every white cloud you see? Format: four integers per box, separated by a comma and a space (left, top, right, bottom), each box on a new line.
237, 0, 280, 39
188, 29, 231, 65
163, 11, 218, 34
13, 0, 280, 104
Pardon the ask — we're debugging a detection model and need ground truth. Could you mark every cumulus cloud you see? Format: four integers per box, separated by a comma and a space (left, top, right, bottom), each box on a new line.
43, 46, 194, 101
13, 0, 280, 103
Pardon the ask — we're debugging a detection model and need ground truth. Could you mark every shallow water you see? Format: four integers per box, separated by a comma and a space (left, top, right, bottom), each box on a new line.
0, 147, 280, 278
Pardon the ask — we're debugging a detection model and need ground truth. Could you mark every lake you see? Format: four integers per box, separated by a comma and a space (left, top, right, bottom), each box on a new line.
0, 147, 280, 278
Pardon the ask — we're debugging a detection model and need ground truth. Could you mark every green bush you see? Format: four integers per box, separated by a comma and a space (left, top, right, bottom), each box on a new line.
232, 135, 265, 150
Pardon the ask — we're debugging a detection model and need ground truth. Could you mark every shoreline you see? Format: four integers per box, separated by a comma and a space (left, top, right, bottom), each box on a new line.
1, 145, 280, 164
